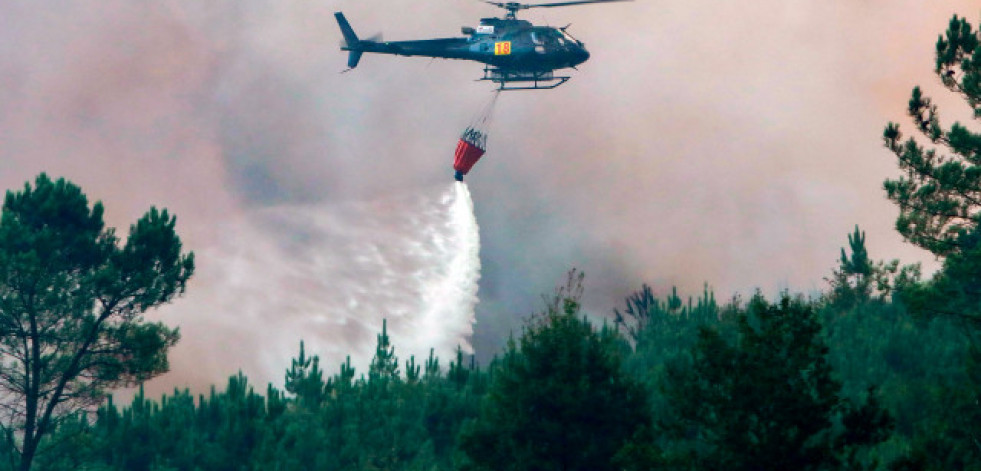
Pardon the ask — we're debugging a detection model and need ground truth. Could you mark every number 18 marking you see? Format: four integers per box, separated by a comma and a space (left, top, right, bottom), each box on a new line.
494, 41, 511, 55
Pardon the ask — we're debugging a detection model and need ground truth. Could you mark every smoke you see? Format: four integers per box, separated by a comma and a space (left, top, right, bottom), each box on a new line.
3, 0, 980, 390
143, 182, 480, 395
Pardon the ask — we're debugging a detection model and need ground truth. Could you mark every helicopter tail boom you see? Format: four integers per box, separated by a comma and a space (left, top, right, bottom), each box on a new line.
335, 12, 365, 68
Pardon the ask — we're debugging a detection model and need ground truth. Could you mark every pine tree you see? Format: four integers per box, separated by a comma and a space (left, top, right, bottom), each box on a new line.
660, 295, 892, 470
459, 272, 651, 471
879, 18, 981, 459
405, 356, 421, 384
826, 225, 904, 309
447, 346, 470, 390
882, 15, 981, 257
614, 283, 718, 342
369, 320, 399, 382
842, 225, 872, 281
423, 348, 440, 381
284, 341, 328, 408
0, 174, 194, 471
881, 14, 981, 323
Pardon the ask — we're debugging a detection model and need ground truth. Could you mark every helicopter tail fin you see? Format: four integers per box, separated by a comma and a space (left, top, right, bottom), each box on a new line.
346, 50, 364, 69
335, 12, 359, 45
335, 12, 364, 68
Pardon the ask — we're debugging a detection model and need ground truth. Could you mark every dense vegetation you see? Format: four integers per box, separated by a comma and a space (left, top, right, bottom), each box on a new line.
9, 253, 976, 471
2, 11, 981, 471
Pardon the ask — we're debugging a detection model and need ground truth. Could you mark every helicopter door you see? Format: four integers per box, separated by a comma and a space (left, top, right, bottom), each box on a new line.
530, 31, 546, 54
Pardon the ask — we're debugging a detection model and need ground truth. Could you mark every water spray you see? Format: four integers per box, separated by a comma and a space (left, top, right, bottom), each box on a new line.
156, 182, 481, 392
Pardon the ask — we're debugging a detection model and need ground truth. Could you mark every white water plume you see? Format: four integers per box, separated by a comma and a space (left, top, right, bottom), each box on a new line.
152, 182, 481, 393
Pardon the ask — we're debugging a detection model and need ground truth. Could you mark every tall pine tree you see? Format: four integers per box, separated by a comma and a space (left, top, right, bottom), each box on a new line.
0, 174, 194, 471
459, 272, 650, 471
883, 14, 981, 257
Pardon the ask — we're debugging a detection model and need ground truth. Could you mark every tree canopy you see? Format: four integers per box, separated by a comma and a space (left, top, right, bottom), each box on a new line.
660, 295, 892, 471
883, 15, 981, 257
459, 272, 651, 471
0, 174, 193, 471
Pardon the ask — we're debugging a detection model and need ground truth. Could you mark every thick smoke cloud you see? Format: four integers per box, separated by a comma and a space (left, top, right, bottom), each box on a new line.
0, 0, 977, 394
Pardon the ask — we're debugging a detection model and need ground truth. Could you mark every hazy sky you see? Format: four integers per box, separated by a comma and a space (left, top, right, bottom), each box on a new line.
1, 0, 978, 395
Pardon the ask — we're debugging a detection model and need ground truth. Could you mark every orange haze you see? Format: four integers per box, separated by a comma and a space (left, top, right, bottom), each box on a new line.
0, 0, 977, 396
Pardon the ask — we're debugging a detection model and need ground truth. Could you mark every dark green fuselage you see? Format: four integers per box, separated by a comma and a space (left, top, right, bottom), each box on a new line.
338, 15, 590, 73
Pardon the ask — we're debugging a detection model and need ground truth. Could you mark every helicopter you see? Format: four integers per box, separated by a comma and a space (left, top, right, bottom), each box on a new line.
335, 0, 630, 90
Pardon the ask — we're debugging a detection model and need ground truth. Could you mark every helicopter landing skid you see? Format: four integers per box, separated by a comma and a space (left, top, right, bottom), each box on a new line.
480, 67, 571, 90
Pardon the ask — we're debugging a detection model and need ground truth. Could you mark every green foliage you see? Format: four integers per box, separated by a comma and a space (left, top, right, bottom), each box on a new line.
879, 343, 981, 470
284, 341, 328, 408
32, 319, 491, 471
829, 225, 873, 307
614, 283, 718, 342
369, 319, 399, 381
616, 283, 721, 450
9, 195, 979, 471
880, 17, 981, 464
821, 302, 965, 442
10, 12, 981, 471
0, 174, 193, 471
883, 16, 981, 257
89, 374, 277, 471
459, 271, 651, 471
660, 295, 892, 471
19, 269, 981, 471
826, 225, 913, 309
843, 225, 873, 278
896, 227, 981, 325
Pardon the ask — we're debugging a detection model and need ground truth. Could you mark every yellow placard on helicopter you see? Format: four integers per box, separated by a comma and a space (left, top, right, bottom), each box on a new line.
494, 41, 511, 55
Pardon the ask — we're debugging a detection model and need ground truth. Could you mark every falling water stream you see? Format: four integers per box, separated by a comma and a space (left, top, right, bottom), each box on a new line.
146, 182, 481, 394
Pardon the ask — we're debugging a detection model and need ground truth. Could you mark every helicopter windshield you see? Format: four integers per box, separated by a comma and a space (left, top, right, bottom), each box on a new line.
560, 30, 579, 45
531, 28, 567, 46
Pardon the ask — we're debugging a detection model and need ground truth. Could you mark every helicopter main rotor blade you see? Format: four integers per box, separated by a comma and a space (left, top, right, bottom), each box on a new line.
522, 0, 632, 9
478, 0, 630, 19
480, 1, 529, 10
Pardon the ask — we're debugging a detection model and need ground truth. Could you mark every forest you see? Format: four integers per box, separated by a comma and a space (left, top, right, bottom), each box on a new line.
1, 12, 980, 471
11, 249, 979, 471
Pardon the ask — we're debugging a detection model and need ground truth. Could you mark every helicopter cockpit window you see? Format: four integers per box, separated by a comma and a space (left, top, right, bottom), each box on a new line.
530, 31, 543, 45
543, 29, 563, 45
